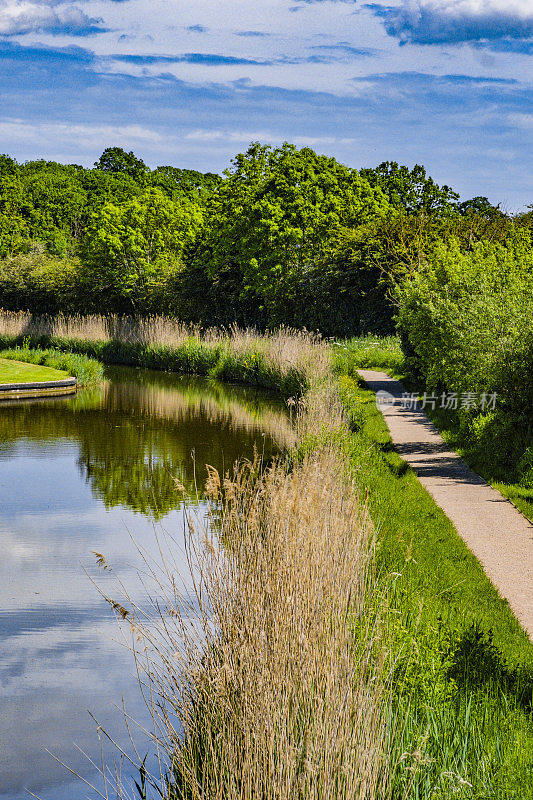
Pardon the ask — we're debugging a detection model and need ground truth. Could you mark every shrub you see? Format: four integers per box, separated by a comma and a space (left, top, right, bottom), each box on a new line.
395, 231, 533, 416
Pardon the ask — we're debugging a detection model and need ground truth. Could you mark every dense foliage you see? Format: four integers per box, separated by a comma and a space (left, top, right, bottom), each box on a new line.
0, 139, 531, 361
396, 230, 533, 486
4, 143, 527, 336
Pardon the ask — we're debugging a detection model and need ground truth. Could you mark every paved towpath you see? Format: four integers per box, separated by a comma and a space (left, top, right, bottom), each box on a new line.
358, 369, 533, 642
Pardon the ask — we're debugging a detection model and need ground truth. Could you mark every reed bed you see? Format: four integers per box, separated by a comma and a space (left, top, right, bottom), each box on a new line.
11, 314, 391, 798
103, 450, 388, 800
0, 311, 331, 396
84, 372, 392, 800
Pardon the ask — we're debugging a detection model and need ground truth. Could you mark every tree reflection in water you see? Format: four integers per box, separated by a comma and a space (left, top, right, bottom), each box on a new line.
0, 366, 290, 519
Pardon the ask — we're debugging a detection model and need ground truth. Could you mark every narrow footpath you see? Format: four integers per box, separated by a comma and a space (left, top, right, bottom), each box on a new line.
358, 369, 533, 642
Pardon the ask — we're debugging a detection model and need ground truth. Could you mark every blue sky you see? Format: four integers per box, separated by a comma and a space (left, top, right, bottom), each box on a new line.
0, 0, 532, 209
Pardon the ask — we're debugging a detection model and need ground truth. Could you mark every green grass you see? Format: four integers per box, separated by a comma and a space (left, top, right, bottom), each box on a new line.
336, 374, 533, 799
0, 347, 104, 386
332, 334, 533, 796
332, 334, 404, 375
0, 356, 69, 383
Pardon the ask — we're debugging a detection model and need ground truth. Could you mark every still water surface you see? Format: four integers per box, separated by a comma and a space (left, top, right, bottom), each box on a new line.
0, 367, 286, 800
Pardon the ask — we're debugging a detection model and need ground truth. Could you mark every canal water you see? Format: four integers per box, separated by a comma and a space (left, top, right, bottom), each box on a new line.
0, 367, 287, 800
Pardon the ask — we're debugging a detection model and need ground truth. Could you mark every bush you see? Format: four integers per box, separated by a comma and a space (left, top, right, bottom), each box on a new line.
395, 231, 533, 411
395, 229, 533, 484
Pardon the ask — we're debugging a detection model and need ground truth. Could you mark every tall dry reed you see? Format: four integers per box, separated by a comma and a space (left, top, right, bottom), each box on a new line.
41, 318, 391, 799
99, 401, 389, 800
0, 311, 331, 389
169, 448, 387, 800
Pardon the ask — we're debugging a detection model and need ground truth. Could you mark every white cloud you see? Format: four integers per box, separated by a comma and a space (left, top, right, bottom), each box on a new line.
0, 118, 163, 147
184, 128, 358, 147
414, 1, 532, 16
374, 0, 533, 44
508, 112, 533, 128
0, 0, 101, 36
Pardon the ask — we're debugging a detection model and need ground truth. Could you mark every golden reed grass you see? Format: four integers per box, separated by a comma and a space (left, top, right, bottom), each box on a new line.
0, 310, 331, 388
93, 382, 391, 800
18, 316, 390, 798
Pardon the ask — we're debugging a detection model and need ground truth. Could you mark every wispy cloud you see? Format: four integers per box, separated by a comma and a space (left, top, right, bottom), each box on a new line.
312, 42, 377, 57
235, 30, 272, 37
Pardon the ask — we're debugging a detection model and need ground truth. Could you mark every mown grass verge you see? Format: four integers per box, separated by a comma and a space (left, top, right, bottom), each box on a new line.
0, 356, 69, 384
333, 334, 405, 375
336, 374, 533, 799
0, 346, 103, 386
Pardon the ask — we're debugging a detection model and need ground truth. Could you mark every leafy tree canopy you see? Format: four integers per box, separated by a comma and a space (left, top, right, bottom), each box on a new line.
81, 187, 203, 309
194, 142, 390, 322
150, 166, 222, 198
361, 161, 459, 216
94, 147, 148, 180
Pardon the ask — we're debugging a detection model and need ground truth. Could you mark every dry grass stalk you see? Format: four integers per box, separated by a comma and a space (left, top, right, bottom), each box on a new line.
108, 443, 388, 800
0, 311, 331, 388
27, 316, 392, 798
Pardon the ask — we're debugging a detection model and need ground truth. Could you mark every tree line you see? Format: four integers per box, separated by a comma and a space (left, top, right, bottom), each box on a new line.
0, 143, 531, 336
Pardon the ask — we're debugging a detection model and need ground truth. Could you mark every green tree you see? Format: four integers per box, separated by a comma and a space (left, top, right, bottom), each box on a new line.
149, 166, 221, 199
192, 142, 390, 326
0, 171, 30, 257
94, 147, 148, 181
81, 188, 203, 310
21, 163, 88, 253
361, 161, 459, 216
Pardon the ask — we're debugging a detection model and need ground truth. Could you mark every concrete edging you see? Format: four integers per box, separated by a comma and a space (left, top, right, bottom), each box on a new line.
0, 377, 77, 400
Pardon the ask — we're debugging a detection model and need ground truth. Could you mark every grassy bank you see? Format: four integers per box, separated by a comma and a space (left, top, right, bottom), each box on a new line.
336, 374, 533, 798
0, 312, 325, 398
0, 356, 69, 384
0, 346, 103, 386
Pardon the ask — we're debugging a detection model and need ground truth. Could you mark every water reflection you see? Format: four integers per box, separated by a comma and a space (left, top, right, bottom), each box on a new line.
0, 367, 286, 800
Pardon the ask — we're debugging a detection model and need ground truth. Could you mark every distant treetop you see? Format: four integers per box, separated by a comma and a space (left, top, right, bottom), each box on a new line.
94, 147, 148, 180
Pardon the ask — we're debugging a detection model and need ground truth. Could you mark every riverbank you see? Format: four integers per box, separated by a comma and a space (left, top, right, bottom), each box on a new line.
0, 345, 103, 389
0, 312, 318, 398
0, 357, 69, 384
1, 313, 531, 799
